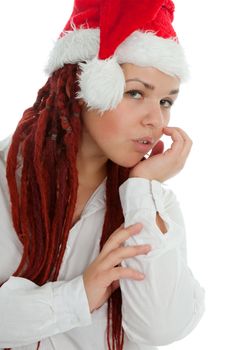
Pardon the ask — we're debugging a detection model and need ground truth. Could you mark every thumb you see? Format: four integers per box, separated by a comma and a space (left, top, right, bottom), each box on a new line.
149, 140, 164, 157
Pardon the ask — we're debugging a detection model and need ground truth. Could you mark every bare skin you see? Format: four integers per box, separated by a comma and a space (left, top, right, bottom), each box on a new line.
83, 223, 150, 312
81, 126, 192, 312
75, 64, 192, 312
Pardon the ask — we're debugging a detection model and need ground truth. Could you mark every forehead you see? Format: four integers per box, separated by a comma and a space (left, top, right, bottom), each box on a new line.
121, 63, 180, 88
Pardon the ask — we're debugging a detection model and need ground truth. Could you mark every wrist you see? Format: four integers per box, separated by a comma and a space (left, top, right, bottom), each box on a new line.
129, 170, 146, 178
129, 171, 162, 182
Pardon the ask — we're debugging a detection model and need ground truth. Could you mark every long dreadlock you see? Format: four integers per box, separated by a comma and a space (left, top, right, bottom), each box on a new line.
6, 63, 130, 350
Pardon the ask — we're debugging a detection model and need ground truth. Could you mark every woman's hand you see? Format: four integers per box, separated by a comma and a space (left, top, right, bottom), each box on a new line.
129, 126, 192, 182
83, 223, 151, 313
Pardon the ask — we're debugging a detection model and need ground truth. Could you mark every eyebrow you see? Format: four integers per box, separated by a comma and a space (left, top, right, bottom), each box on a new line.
125, 78, 179, 95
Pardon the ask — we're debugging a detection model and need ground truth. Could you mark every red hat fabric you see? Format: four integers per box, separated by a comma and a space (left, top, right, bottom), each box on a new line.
62, 0, 177, 59
46, 0, 188, 111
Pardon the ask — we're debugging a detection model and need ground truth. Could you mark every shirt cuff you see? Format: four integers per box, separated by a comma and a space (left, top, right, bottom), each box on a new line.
0, 275, 92, 346
119, 177, 185, 256
119, 177, 165, 214
53, 275, 92, 332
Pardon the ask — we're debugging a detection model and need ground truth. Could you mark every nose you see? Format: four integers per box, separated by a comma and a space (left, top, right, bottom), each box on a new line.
142, 101, 165, 129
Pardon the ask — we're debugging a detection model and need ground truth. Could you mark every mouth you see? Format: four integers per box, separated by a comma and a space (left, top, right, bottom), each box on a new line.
134, 136, 155, 145
136, 140, 151, 145
132, 139, 154, 153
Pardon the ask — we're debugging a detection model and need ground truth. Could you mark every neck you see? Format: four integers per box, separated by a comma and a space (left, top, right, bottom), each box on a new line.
76, 122, 109, 187
77, 160, 107, 188
76, 149, 107, 188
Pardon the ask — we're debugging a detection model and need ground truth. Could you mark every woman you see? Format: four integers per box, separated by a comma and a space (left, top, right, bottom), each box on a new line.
0, 1, 205, 349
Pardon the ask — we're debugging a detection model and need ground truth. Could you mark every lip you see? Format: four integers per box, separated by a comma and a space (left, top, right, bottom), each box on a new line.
135, 136, 154, 144
132, 140, 154, 153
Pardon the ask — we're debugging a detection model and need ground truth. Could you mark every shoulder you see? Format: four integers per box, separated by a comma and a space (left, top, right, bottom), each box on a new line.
0, 134, 14, 204
0, 135, 22, 283
0, 134, 12, 196
0, 134, 12, 163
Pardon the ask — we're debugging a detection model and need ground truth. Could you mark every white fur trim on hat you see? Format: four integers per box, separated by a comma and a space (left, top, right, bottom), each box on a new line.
45, 28, 189, 111
116, 31, 189, 82
46, 28, 188, 80
45, 28, 100, 75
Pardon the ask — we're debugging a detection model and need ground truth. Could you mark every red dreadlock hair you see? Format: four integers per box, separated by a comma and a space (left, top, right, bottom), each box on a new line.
6, 63, 130, 350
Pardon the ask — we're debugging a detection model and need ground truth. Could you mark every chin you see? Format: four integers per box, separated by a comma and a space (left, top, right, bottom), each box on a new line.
111, 155, 144, 168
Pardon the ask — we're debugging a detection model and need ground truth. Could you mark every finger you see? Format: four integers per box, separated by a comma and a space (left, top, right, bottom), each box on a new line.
112, 266, 145, 281
101, 267, 145, 287
101, 244, 151, 270
162, 127, 185, 155
172, 127, 192, 143
100, 223, 143, 257
179, 144, 192, 167
174, 127, 193, 147
172, 127, 193, 159
112, 223, 124, 234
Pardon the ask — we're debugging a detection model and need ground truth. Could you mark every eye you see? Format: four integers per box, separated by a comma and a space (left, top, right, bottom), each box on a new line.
125, 90, 144, 99
160, 99, 174, 109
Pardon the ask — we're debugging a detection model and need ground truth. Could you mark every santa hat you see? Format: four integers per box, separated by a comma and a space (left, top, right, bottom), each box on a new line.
46, 0, 189, 112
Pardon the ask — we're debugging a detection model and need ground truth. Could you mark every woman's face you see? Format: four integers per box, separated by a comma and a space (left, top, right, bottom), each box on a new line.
80, 63, 180, 168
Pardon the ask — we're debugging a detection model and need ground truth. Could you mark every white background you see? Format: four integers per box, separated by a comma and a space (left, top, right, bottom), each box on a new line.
0, 1, 233, 349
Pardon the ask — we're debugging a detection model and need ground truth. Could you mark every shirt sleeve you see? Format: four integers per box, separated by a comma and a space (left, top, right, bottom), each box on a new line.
119, 177, 205, 347
0, 138, 92, 348
0, 276, 92, 348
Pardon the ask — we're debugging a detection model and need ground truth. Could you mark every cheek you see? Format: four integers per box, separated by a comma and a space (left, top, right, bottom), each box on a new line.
100, 122, 118, 138
85, 117, 122, 147
163, 110, 171, 125
97, 116, 127, 142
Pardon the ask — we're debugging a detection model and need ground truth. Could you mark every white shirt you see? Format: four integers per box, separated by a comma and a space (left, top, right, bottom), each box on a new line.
0, 136, 205, 349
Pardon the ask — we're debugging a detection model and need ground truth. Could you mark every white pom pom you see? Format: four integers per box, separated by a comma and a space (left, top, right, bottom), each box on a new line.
76, 57, 125, 112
